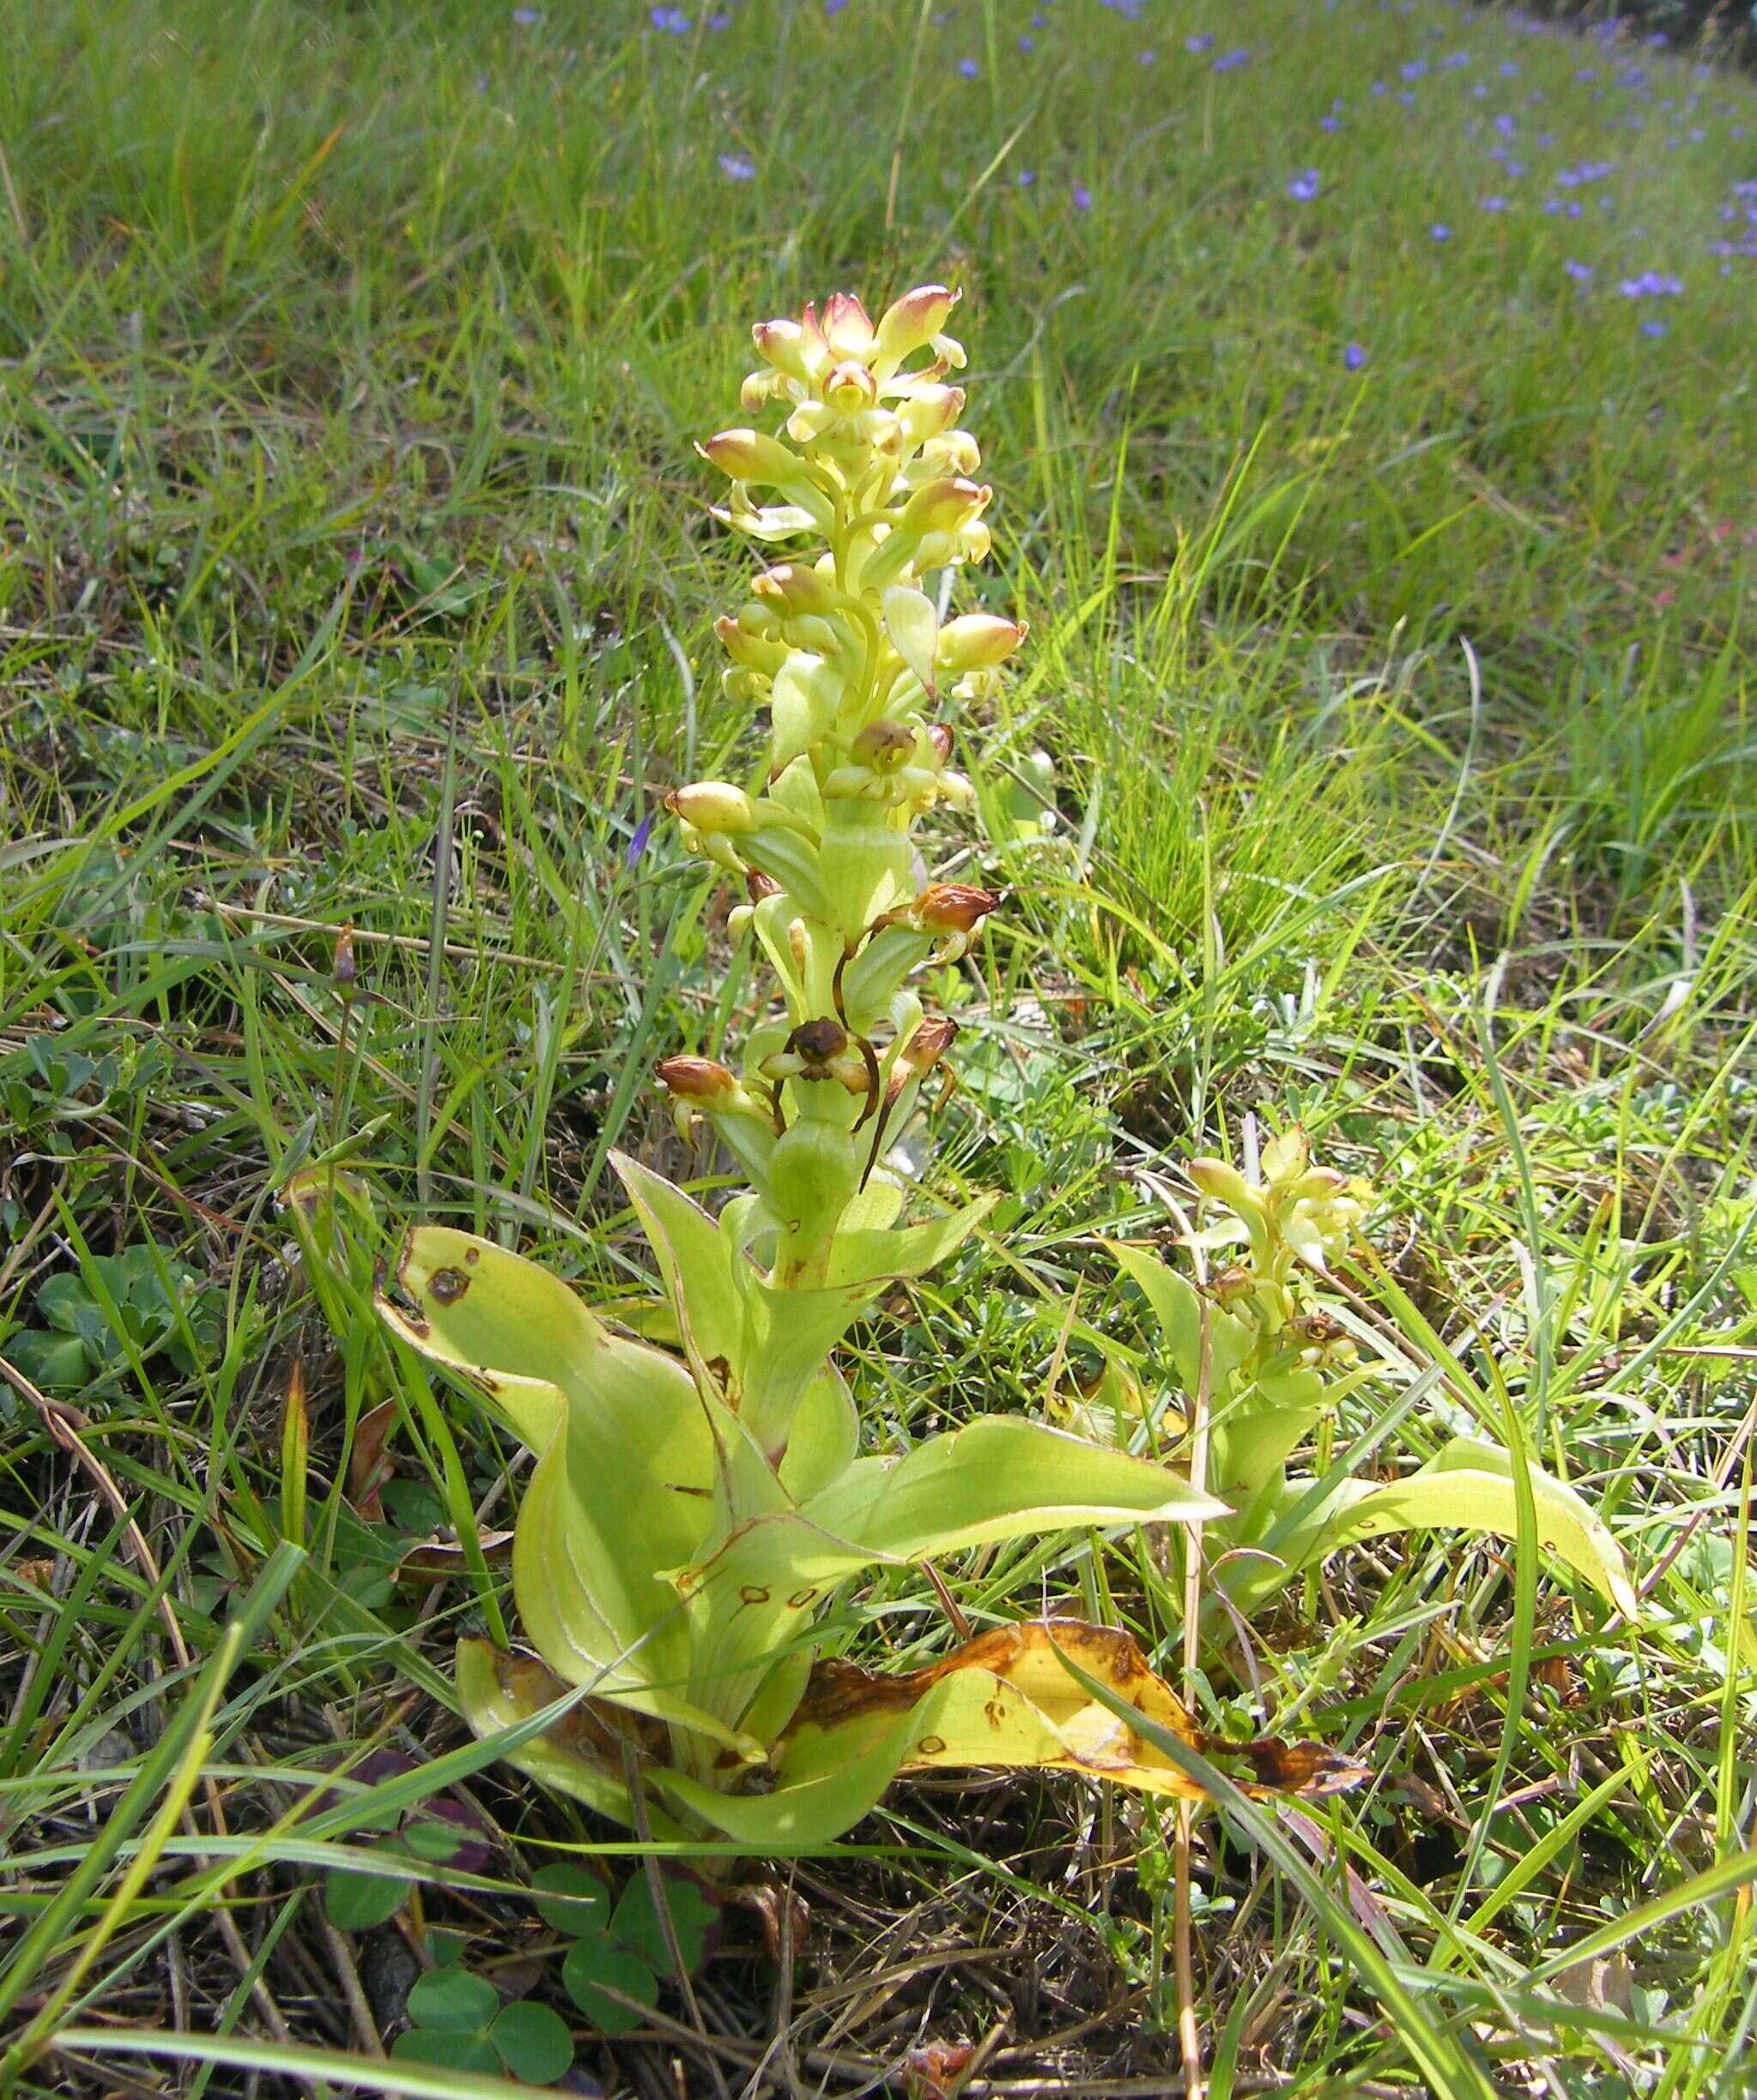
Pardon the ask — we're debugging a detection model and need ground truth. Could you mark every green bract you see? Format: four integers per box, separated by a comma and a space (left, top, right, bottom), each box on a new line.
377, 288, 1367, 1854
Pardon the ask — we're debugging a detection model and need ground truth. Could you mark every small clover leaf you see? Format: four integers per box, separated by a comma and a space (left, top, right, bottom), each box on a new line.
490, 2000, 575, 2084
406, 1966, 499, 2030
561, 1935, 657, 2035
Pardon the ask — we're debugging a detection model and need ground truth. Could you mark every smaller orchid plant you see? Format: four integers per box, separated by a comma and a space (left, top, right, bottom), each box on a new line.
1095, 1131, 1636, 1624
374, 288, 1366, 1860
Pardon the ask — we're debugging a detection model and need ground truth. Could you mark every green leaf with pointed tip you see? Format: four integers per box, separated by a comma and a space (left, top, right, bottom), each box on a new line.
779, 1367, 858, 1502
611, 1156, 748, 1399
801, 1416, 1227, 1556
664, 1417, 1227, 1749
615, 1150, 830, 1488
1106, 1241, 1255, 1399
823, 1195, 996, 1290
1324, 1436, 1637, 1616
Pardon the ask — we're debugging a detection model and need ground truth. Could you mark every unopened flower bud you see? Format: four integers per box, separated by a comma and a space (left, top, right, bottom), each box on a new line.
754, 561, 837, 617
887, 1015, 960, 1101
746, 869, 782, 903
654, 1054, 740, 1105
667, 781, 758, 834
700, 428, 806, 486
927, 724, 954, 766
918, 430, 982, 477
820, 291, 875, 360
714, 615, 788, 673
913, 883, 997, 933
752, 318, 811, 381
897, 385, 966, 446
851, 719, 916, 773
1189, 1157, 1257, 1216
875, 284, 960, 368
936, 613, 1027, 671
333, 924, 357, 994
900, 476, 990, 536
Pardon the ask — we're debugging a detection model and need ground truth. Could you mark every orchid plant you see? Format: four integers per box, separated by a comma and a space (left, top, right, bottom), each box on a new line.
1095, 1131, 1636, 1624
377, 287, 1366, 1854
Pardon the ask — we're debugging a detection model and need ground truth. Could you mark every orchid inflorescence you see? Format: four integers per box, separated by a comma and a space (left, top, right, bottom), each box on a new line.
373, 287, 1370, 1860
370, 287, 1633, 1876
658, 285, 1021, 1290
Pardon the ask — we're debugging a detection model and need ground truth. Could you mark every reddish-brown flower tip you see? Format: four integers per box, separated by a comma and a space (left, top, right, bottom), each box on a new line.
914, 883, 997, 934
654, 1054, 739, 1103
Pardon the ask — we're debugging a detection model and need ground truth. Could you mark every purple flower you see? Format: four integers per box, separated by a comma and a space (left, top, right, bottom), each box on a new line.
1342, 343, 1368, 369
1287, 168, 1321, 202
1019, 32, 1034, 50
1185, 32, 1214, 53
718, 152, 754, 180
1072, 180, 1092, 211
1640, 319, 1669, 338
958, 56, 978, 78
1430, 222, 1452, 241
1400, 59, 1428, 82
1213, 46, 1251, 72
824, 0, 847, 12
512, 6, 540, 22
1480, 195, 1506, 213
650, 3, 689, 30
1564, 258, 1594, 282
625, 810, 655, 871
1618, 270, 1682, 298
1320, 113, 1342, 132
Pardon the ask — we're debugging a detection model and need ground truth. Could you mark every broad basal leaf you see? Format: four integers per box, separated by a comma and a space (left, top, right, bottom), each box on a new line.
455, 1640, 689, 1834
1324, 1435, 1637, 1617
663, 1417, 1227, 1755
663, 1619, 1369, 1849
381, 1229, 724, 1725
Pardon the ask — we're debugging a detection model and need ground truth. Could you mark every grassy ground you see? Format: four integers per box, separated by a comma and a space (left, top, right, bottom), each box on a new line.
2, 0, 1754, 2092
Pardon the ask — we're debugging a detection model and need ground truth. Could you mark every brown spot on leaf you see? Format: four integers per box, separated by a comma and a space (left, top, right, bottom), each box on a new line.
740, 1584, 771, 1606
429, 1267, 470, 1306
916, 1734, 947, 1757
786, 1587, 816, 1609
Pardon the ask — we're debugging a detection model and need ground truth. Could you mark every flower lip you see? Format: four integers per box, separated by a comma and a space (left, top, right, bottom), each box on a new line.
788, 1017, 851, 1065
825, 358, 878, 409
851, 718, 916, 770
